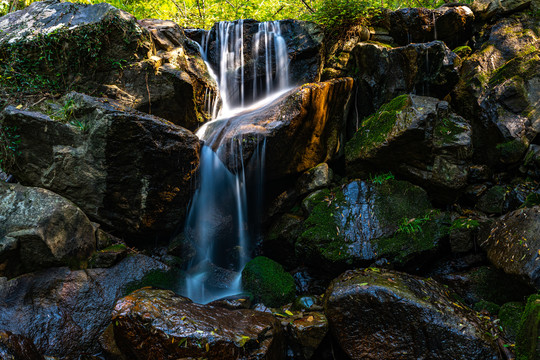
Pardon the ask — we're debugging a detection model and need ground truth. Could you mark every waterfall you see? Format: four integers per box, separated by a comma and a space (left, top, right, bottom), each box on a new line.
182, 20, 289, 304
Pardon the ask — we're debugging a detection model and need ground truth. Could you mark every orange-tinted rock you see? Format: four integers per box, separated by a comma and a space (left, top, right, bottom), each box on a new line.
111, 288, 285, 359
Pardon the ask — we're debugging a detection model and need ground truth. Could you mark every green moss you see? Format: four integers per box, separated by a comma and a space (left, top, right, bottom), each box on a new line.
450, 218, 480, 231
345, 94, 411, 161
496, 139, 528, 163
100, 243, 127, 252
123, 269, 183, 296
489, 49, 539, 86
470, 267, 533, 305
433, 117, 467, 145
453, 46, 472, 58
474, 300, 501, 315
516, 294, 540, 360
241, 256, 295, 307
500, 302, 525, 341
523, 193, 540, 208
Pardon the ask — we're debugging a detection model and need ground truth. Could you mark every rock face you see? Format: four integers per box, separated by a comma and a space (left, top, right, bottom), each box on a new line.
324, 41, 459, 122
0, 255, 168, 358
2, 93, 200, 238
345, 94, 473, 202
0, 331, 44, 360
296, 179, 448, 271
481, 206, 540, 289
0, 183, 96, 278
111, 288, 285, 359
325, 268, 499, 360
385, 6, 475, 48
0, 1, 218, 130
453, 13, 540, 167
200, 78, 353, 179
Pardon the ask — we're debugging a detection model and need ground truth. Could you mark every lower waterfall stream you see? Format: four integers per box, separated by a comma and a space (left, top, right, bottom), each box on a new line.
181, 20, 292, 303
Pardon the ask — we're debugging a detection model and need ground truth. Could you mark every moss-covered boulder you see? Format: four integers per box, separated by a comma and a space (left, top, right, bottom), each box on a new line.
345, 94, 472, 203
452, 13, 540, 168
500, 302, 525, 342
516, 294, 540, 360
295, 179, 448, 271
481, 206, 540, 289
325, 268, 499, 359
241, 256, 296, 307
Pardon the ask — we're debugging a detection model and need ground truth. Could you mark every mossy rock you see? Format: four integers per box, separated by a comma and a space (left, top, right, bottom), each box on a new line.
516, 294, 540, 360
476, 185, 508, 214
123, 268, 183, 296
453, 45, 472, 58
469, 266, 534, 305
496, 139, 529, 164
241, 256, 295, 307
296, 179, 435, 269
473, 300, 501, 315
499, 302, 525, 342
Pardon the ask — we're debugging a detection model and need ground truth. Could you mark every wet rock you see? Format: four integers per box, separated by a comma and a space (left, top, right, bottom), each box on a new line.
264, 213, 304, 269
0, 255, 168, 358
385, 6, 475, 48
345, 94, 473, 202
324, 268, 499, 360
242, 256, 296, 307
452, 14, 540, 167
111, 288, 285, 359
0, 183, 96, 278
476, 185, 508, 214
200, 78, 354, 179
283, 311, 328, 360
481, 206, 540, 289
296, 163, 333, 196
436, 266, 535, 306
295, 179, 448, 271
88, 244, 128, 269
0, 330, 44, 360
1, 92, 200, 238
324, 41, 459, 122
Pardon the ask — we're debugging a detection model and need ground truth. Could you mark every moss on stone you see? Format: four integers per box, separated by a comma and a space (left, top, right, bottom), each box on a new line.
123, 268, 183, 296
345, 94, 411, 161
474, 300, 501, 315
100, 243, 127, 252
453, 46, 472, 58
516, 294, 540, 360
433, 116, 468, 146
489, 49, 539, 86
241, 256, 296, 307
500, 302, 525, 341
523, 193, 540, 208
496, 139, 528, 163
469, 267, 533, 305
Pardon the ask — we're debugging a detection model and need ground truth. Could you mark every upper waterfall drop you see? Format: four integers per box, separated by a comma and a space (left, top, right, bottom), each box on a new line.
181, 20, 291, 304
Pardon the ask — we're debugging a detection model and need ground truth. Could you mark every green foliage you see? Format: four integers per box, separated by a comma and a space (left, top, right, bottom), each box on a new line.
450, 218, 480, 231
516, 294, 540, 360
396, 210, 440, 234
0, 124, 21, 173
310, 0, 373, 36
241, 256, 296, 307
522, 193, 540, 208
369, 171, 394, 184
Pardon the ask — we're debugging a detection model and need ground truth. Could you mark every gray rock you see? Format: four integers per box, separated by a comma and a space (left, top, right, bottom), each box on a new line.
296, 163, 333, 196
1, 93, 200, 238
0, 183, 96, 278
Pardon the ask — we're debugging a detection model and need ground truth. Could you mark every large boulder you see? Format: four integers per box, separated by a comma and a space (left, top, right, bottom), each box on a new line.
345, 95, 473, 202
325, 268, 499, 359
323, 41, 459, 124
1, 93, 200, 238
0, 1, 218, 129
0, 183, 96, 278
0, 255, 168, 358
481, 206, 540, 289
295, 179, 449, 271
199, 78, 354, 179
111, 288, 285, 359
452, 13, 540, 168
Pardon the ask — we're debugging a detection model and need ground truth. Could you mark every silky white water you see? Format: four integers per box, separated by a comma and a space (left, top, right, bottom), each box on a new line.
182, 20, 290, 303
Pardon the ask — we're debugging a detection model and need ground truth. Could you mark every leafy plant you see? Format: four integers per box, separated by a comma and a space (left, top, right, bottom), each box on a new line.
370, 171, 394, 184
396, 210, 439, 234
0, 125, 21, 173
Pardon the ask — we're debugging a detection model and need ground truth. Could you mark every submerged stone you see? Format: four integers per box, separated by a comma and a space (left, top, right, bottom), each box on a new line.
111, 288, 285, 359
324, 268, 499, 359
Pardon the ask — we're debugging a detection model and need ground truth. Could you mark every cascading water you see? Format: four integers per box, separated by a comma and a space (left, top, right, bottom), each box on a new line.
182, 20, 290, 304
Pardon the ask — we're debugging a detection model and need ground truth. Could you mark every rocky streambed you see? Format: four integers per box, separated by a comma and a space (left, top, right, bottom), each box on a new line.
0, 0, 539, 359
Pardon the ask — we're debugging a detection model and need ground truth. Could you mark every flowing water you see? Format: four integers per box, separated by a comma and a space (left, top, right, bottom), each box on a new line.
182, 20, 290, 303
